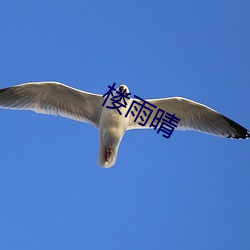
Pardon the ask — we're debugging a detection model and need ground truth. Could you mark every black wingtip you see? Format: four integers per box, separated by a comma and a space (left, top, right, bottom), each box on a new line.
247, 131, 250, 139
222, 115, 250, 139
0, 88, 8, 94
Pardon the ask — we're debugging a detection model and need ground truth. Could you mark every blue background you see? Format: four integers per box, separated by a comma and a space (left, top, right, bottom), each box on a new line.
0, 1, 249, 249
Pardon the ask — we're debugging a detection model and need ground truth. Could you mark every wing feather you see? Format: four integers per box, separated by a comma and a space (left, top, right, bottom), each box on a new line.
127, 97, 249, 139
0, 82, 103, 127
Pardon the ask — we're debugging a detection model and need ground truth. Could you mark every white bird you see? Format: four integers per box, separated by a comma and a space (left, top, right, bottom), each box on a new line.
0, 82, 249, 168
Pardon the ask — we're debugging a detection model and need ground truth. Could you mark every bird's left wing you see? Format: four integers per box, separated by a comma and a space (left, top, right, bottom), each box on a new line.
0, 82, 104, 127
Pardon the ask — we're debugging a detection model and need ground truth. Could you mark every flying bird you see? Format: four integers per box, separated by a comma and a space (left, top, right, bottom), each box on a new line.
0, 82, 249, 168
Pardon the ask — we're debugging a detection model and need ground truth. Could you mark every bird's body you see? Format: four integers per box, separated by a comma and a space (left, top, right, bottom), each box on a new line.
0, 82, 249, 168
98, 86, 131, 167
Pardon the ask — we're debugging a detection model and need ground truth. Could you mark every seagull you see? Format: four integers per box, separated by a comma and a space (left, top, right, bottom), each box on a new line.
0, 82, 249, 168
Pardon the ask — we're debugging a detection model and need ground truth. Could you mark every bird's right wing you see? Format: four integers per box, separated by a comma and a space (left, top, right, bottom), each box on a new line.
127, 97, 250, 139
0, 82, 104, 127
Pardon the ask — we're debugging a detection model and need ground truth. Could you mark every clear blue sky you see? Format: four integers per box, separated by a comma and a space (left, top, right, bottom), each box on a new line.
0, 1, 249, 249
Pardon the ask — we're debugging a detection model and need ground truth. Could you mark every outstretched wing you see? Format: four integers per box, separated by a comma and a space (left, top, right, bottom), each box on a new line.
127, 97, 249, 139
0, 82, 104, 127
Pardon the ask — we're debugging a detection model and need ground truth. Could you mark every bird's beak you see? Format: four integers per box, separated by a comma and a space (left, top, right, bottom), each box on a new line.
120, 85, 125, 92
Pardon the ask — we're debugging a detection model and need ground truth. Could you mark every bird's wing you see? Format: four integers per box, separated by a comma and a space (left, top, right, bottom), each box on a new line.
127, 97, 250, 139
0, 82, 104, 127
